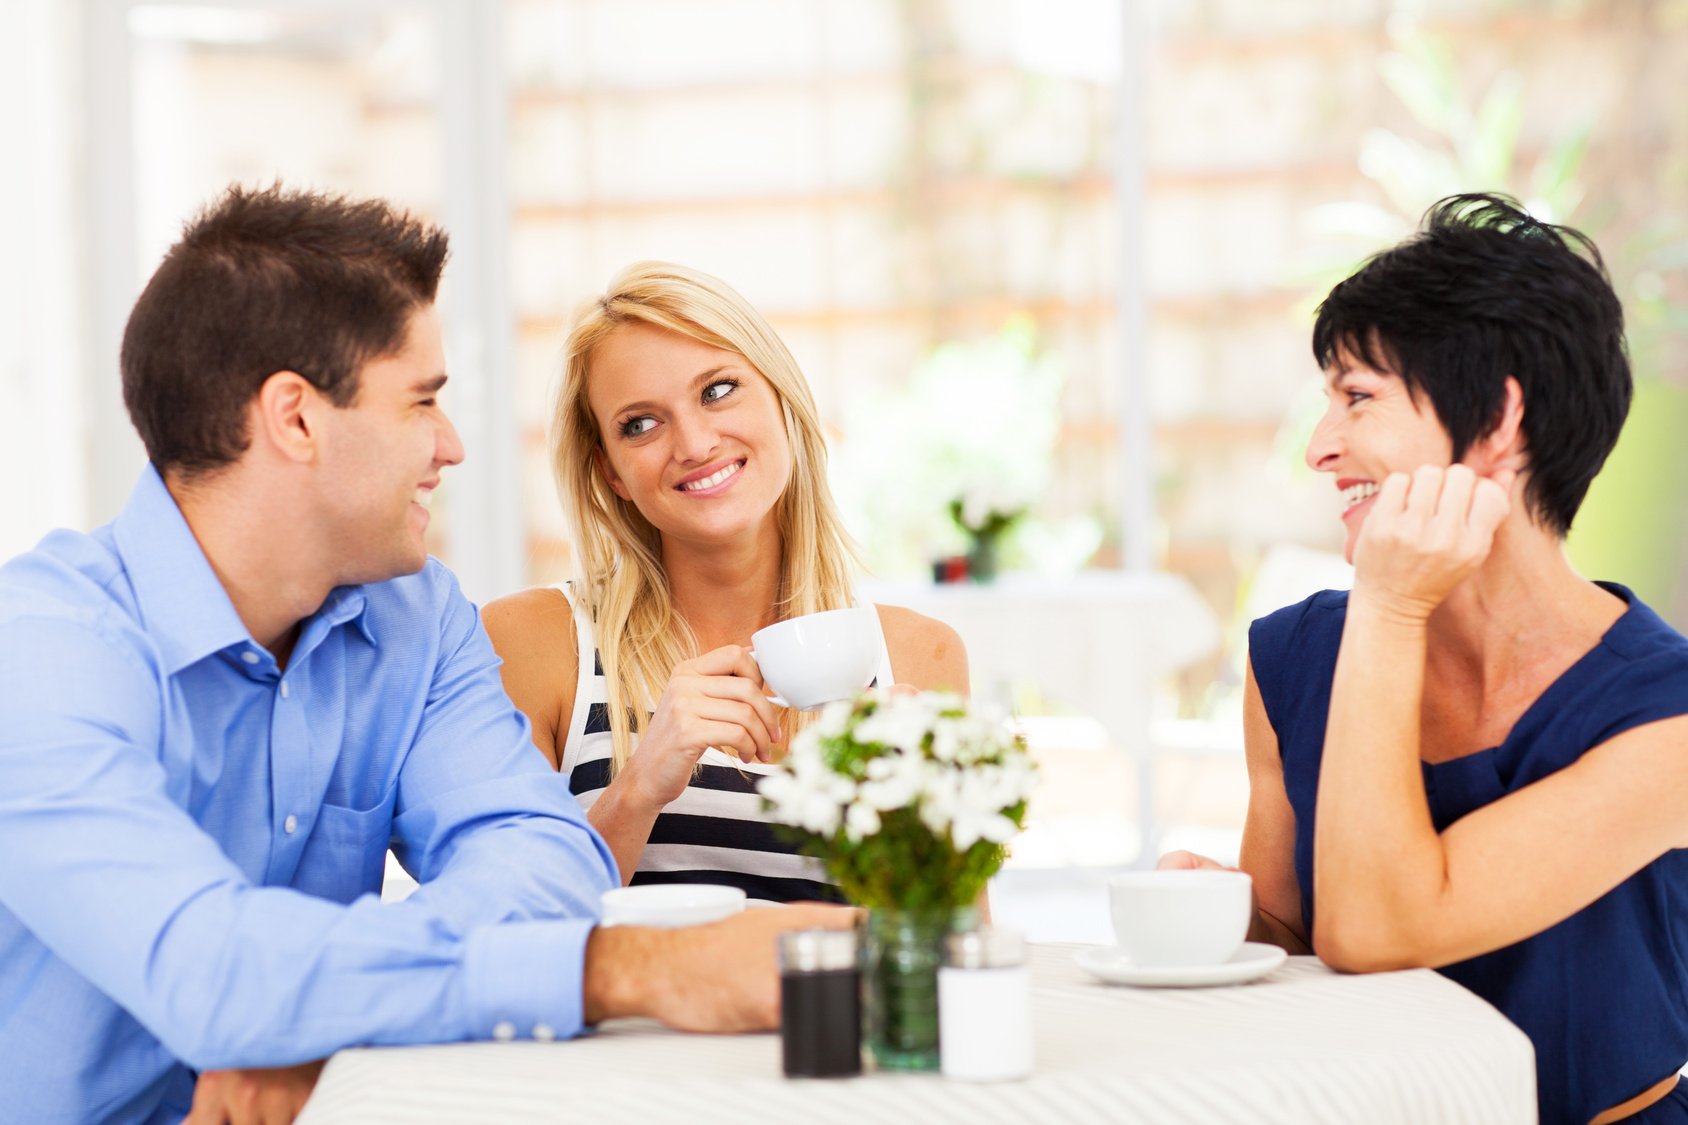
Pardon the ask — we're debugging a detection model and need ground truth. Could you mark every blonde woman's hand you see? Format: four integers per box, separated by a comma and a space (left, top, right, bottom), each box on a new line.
623, 645, 784, 812
1352, 465, 1515, 623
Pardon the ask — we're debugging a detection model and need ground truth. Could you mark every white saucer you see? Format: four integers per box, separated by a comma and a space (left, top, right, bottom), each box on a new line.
1074, 941, 1288, 987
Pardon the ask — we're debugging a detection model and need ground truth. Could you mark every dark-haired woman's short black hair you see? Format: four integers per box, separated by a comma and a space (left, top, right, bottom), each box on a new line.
1311, 192, 1629, 536
121, 183, 450, 477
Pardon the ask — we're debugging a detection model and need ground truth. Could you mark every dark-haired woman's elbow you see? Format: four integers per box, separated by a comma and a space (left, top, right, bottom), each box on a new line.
1311, 910, 1435, 974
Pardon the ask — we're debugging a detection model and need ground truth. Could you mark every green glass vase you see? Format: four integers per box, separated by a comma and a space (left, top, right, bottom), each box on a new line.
862, 906, 976, 1071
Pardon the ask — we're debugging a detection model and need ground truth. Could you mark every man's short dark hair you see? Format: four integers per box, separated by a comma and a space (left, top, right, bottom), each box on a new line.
121, 184, 449, 477
1311, 192, 1629, 537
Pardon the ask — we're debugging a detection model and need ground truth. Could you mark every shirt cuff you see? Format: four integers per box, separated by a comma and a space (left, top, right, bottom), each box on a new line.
462, 917, 595, 1041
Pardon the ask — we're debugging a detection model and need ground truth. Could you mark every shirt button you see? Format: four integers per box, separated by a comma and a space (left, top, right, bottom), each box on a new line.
284, 815, 298, 834
280, 682, 290, 699
241, 651, 259, 664
532, 1024, 555, 1042
492, 1021, 516, 1042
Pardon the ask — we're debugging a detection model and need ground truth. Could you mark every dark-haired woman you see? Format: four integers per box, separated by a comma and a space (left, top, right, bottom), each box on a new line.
1162, 195, 1688, 1125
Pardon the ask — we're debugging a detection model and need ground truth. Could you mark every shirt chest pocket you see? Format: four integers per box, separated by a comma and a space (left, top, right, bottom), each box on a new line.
293, 800, 393, 904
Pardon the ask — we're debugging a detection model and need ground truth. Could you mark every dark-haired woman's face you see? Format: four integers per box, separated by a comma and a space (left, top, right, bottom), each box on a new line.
587, 321, 792, 553
1305, 351, 1454, 563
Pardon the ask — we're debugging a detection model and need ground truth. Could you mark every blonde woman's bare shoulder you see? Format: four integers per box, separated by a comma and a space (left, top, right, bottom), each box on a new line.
483, 587, 579, 767
483, 586, 578, 658
874, 604, 969, 696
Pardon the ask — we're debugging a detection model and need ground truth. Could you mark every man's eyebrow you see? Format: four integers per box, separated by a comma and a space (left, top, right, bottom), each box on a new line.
412, 374, 448, 395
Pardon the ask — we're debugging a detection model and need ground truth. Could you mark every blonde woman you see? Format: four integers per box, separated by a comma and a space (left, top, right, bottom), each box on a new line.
484, 263, 968, 903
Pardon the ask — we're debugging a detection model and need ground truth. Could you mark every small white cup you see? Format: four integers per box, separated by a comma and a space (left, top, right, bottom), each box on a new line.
1107, 869, 1253, 967
750, 607, 881, 711
599, 884, 746, 928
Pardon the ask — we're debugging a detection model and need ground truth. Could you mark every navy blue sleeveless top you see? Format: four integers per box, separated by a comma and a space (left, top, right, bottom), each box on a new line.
1251, 584, 1688, 1125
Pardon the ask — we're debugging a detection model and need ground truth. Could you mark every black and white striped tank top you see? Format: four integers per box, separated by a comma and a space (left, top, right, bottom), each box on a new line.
556, 585, 896, 903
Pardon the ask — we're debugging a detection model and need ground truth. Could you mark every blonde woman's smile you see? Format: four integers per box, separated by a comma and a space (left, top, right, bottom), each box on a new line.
676, 457, 747, 496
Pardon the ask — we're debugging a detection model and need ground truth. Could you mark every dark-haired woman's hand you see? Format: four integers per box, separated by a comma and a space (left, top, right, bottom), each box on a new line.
1351, 464, 1515, 622
623, 645, 784, 812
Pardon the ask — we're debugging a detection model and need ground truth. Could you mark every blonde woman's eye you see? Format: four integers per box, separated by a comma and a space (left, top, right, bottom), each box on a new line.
620, 416, 657, 438
702, 379, 739, 404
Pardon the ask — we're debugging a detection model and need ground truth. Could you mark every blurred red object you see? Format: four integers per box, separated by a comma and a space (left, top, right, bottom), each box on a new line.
932, 556, 970, 584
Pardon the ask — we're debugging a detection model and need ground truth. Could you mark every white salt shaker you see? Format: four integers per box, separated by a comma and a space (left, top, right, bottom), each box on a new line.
938, 926, 1034, 1081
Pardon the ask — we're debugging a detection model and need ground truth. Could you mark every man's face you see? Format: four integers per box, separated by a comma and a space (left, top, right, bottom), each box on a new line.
315, 303, 463, 583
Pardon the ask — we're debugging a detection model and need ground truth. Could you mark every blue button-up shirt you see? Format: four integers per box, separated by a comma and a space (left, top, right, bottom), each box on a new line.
0, 467, 619, 1125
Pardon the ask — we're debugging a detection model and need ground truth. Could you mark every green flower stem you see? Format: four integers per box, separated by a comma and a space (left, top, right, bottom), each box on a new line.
863, 906, 978, 1071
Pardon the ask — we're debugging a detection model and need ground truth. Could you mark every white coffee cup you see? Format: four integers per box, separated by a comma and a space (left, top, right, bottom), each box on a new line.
1107, 869, 1253, 967
599, 884, 746, 928
750, 607, 881, 711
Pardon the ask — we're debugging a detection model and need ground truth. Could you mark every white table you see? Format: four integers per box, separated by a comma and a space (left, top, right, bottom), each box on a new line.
297, 945, 1536, 1125
859, 572, 1224, 863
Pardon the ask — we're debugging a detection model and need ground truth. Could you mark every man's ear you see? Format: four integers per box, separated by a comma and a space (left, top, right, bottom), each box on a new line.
594, 447, 632, 502
251, 371, 322, 465
1468, 376, 1527, 478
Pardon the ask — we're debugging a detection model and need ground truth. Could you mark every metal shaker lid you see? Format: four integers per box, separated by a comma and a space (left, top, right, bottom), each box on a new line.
780, 928, 858, 973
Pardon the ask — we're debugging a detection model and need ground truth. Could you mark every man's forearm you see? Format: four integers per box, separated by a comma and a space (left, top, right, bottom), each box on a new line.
581, 907, 853, 1033
581, 925, 659, 1024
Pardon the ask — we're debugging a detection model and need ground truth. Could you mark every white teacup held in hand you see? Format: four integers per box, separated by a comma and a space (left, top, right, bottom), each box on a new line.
599, 884, 746, 928
749, 607, 881, 711
1107, 869, 1253, 967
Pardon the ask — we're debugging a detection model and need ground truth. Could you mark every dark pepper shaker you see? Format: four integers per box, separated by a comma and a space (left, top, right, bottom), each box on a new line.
779, 929, 862, 1077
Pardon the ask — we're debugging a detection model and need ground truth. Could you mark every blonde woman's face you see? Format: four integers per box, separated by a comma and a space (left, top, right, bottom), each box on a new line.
587, 321, 792, 547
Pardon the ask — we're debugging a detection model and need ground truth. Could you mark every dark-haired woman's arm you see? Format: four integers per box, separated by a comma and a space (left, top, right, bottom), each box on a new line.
1312, 465, 1688, 972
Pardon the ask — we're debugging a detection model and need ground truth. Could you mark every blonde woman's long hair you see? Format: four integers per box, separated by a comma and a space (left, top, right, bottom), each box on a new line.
553, 261, 861, 775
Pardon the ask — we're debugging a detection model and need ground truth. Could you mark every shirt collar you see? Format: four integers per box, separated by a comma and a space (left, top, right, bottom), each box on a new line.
111, 465, 376, 674
314, 584, 377, 648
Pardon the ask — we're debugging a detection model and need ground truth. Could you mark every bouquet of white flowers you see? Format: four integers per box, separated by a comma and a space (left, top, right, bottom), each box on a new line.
758, 689, 1037, 910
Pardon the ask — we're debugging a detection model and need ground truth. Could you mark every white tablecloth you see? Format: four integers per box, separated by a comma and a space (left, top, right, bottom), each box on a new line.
297, 945, 1536, 1125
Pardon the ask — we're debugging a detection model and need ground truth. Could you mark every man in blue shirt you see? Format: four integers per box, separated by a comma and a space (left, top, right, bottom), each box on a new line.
0, 186, 846, 1125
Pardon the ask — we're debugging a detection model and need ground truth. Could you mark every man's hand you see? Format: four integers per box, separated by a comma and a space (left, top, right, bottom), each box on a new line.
185, 1060, 324, 1125
584, 904, 857, 1032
